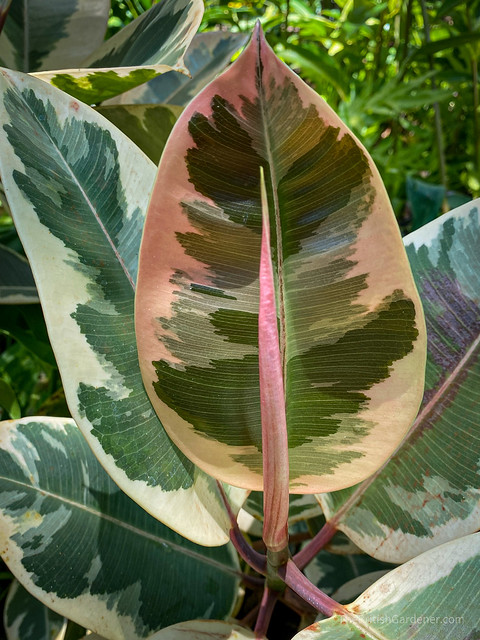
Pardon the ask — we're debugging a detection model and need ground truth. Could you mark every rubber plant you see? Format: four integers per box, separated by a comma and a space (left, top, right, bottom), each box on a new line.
0, 14, 479, 640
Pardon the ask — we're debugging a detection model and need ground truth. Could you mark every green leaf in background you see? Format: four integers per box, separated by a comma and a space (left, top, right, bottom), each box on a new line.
293, 533, 480, 639
0, 244, 38, 304
106, 31, 248, 107
279, 43, 349, 102
244, 492, 321, 525
4, 580, 66, 640
0, 0, 110, 72
410, 31, 480, 62
329, 570, 391, 605
406, 176, 445, 231
318, 200, 480, 563
135, 26, 426, 493
33, 0, 204, 103
0, 0, 11, 36
304, 550, 395, 600
0, 67, 241, 546
0, 377, 20, 419
96, 105, 182, 165
0, 417, 240, 640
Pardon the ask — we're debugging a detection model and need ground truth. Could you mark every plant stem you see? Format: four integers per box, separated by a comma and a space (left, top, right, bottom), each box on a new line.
293, 520, 337, 570
217, 481, 267, 575
254, 587, 278, 639
280, 560, 347, 617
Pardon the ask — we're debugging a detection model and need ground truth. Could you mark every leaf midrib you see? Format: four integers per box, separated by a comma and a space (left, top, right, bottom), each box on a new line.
256, 33, 287, 388
14, 76, 136, 290
0, 475, 239, 578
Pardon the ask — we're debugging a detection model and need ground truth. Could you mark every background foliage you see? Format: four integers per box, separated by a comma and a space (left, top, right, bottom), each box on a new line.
108, 0, 480, 231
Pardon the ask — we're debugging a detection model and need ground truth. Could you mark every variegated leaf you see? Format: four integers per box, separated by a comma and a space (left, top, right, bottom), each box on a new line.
318, 200, 480, 562
244, 492, 321, 525
0, 244, 38, 304
4, 580, 66, 640
304, 550, 394, 599
0, 417, 240, 640
135, 25, 426, 493
293, 533, 480, 639
0, 67, 242, 546
146, 621, 256, 640
0, 0, 110, 72
105, 31, 248, 107
96, 105, 182, 165
33, 0, 204, 104
329, 571, 391, 605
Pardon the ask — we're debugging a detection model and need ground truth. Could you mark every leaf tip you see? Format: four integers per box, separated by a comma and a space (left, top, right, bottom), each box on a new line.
253, 20, 266, 45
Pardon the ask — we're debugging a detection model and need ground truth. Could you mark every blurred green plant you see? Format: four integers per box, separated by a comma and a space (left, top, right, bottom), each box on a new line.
111, 0, 479, 226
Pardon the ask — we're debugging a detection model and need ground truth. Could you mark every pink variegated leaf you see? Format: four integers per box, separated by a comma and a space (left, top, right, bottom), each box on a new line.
136, 25, 426, 493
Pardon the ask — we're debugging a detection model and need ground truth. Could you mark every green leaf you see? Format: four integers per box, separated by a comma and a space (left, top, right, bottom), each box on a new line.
244, 492, 321, 525
0, 244, 38, 304
413, 32, 480, 59
319, 200, 480, 562
4, 580, 66, 640
0, 67, 241, 546
280, 43, 349, 101
96, 105, 182, 165
406, 176, 445, 231
106, 31, 248, 107
330, 570, 391, 604
293, 533, 480, 639
0, 417, 240, 640
136, 26, 426, 493
0, 377, 21, 419
33, 0, 204, 104
360, 73, 451, 117
304, 550, 394, 599
0, 0, 110, 73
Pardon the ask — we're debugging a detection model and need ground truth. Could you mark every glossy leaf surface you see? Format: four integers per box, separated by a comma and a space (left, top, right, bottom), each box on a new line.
4, 580, 66, 640
0, 0, 109, 72
319, 200, 480, 562
295, 533, 480, 639
0, 418, 240, 640
0, 68, 237, 546
136, 26, 426, 493
33, 0, 203, 104
106, 31, 247, 107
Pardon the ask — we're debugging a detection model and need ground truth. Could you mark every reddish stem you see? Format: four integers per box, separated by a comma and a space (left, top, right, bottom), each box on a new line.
230, 526, 268, 576
280, 560, 347, 618
217, 481, 267, 575
293, 520, 337, 569
254, 587, 278, 639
